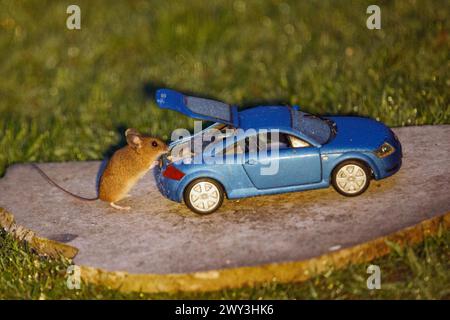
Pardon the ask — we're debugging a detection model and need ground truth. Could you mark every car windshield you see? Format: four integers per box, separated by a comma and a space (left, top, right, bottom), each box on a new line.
291, 110, 334, 144
170, 123, 235, 157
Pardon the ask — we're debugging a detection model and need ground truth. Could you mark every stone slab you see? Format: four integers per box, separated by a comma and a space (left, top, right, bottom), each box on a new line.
0, 125, 449, 274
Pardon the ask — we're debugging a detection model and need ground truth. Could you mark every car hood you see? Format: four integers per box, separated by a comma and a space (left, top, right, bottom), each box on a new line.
322, 116, 391, 152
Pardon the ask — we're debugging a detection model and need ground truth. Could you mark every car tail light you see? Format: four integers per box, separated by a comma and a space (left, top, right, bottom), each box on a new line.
163, 164, 185, 180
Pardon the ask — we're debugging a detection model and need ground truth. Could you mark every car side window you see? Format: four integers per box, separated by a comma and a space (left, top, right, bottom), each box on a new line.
258, 132, 290, 151
224, 138, 246, 155
224, 135, 257, 155
224, 132, 309, 155
287, 135, 311, 148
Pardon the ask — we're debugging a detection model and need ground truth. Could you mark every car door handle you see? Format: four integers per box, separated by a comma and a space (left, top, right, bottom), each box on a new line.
246, 159, 258, 165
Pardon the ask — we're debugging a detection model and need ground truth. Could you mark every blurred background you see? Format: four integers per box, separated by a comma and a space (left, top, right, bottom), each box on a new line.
0, 0, 449, 300
0, 0, 450, 174
0, 0, 448, 176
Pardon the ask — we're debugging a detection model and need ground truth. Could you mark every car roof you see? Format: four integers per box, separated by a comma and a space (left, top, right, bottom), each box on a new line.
155, 88, 300, 131
157, 89, 327, 148
238, 106, 294, 132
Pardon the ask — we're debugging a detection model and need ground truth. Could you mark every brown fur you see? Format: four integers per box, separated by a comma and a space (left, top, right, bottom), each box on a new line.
99, 132, 168, 203
33, 129, 168, 210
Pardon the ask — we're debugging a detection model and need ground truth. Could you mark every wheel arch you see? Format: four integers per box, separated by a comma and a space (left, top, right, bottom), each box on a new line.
176, 171, 229, 202
329, 153, 380, 179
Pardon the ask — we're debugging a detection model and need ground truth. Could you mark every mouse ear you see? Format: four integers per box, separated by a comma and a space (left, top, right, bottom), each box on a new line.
126, 129, 142, 149
125, 128, 140, 137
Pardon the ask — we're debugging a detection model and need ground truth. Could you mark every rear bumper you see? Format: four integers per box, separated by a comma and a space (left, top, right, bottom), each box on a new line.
153, 165, 183, 203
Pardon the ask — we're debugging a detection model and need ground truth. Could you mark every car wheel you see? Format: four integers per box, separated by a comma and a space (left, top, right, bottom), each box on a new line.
184, 178, 224, 214
332, 160, 370, 196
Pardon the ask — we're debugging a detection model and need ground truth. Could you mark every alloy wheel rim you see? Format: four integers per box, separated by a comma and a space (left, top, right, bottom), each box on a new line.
189, 181, 220, 212
336, 164, 367, 194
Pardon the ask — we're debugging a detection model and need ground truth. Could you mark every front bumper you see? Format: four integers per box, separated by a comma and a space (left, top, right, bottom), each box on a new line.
375, 137, 403, 179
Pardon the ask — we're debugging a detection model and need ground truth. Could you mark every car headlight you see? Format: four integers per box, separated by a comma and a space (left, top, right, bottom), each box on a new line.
374, 142, 395, 158
375, 142, 395, 158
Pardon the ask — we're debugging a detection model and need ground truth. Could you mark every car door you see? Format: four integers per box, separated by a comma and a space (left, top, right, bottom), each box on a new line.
242, 133, 322, 189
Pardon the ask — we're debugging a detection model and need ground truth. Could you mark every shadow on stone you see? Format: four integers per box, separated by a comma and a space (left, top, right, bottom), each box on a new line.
48, 233, 78, 243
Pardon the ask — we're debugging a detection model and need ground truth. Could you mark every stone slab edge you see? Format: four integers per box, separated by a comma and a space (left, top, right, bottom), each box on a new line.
1, 206, 449, 294
0, 207, 78, 259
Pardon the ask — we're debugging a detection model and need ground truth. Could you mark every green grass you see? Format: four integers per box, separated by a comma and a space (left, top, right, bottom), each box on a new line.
0, 0, 449, 177
1, 227, 449, 299
0, 0, 449, 299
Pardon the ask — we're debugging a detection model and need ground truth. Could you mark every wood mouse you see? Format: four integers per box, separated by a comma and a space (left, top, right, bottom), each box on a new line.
33, 128, 168, 210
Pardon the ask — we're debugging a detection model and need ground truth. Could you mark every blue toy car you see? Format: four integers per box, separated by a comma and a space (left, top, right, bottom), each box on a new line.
154, 88, 402, 214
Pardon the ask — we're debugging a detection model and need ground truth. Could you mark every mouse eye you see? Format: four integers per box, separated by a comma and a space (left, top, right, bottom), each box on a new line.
152, 141, 158, 148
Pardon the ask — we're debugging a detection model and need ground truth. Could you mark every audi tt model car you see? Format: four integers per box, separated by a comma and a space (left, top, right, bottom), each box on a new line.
154, 88, 402, 214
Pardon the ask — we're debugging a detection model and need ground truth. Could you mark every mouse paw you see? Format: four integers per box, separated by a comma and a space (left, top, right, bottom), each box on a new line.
110, 202, 131, 210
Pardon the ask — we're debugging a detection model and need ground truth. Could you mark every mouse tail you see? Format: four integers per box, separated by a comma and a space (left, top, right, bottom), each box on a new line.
32, 163, 99, 201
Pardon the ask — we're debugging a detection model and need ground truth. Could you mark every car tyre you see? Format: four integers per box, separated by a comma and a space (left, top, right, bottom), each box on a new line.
332, 160, 371, 197
184, 178, 224, 215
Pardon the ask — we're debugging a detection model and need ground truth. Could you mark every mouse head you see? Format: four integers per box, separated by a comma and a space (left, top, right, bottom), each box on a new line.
125, 128, 168, 158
